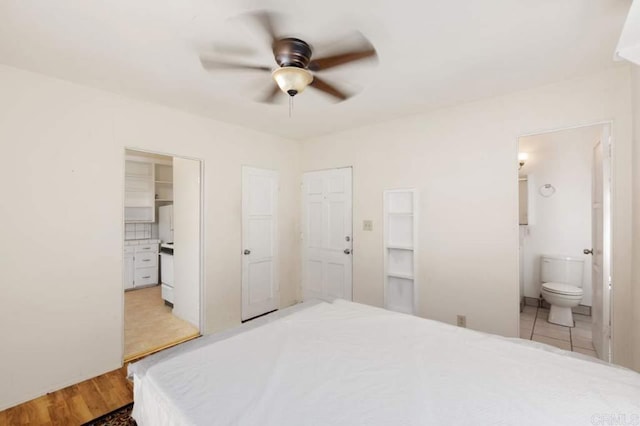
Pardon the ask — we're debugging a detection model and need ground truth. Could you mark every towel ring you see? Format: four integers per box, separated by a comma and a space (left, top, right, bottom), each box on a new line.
539, 184, 556, 198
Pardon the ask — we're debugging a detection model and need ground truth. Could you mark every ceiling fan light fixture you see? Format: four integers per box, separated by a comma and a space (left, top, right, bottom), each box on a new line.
272, 66, 313, 96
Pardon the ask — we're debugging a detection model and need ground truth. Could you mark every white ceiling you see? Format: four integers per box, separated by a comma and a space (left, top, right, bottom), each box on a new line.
0, 0, 631, 140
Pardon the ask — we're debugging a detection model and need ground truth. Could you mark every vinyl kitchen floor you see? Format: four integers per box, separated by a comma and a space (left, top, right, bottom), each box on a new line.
124, 285, 199, 361
519, 305, 598, 358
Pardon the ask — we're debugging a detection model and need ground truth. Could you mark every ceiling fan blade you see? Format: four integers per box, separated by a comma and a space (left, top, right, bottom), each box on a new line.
210, 42, 258, 57
260, 85, 281, 104
308, 47, 377, 72
248, 10, 280, 45
200, 58, 271, 72
310, 76, 350, 101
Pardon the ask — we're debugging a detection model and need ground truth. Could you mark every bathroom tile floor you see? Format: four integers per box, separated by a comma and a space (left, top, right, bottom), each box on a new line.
519, 305, 598, 358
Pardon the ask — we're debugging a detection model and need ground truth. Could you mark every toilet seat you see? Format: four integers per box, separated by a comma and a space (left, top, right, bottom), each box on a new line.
542, 282, 583, 296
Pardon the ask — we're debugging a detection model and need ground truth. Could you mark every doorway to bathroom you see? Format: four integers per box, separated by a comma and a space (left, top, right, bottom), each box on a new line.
517, 123, 612, 362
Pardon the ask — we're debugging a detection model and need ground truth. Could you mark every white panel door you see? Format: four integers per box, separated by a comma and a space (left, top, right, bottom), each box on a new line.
591, 126, 611, 361
172, 157, 201, 330
242, 167, 279, 321
302, 168, 352, 301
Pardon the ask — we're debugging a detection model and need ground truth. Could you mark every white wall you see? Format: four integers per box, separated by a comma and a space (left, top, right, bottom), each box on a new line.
518, 126, 602, 306
301, 67, 634, 369
0, 64, 301, 410
631, 65, 640, 372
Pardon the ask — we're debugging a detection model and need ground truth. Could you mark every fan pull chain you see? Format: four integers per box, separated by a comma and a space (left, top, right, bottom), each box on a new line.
288, 95, 293, 118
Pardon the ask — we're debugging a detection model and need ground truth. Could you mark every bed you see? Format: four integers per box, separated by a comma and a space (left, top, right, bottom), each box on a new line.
129, 299, 640, 425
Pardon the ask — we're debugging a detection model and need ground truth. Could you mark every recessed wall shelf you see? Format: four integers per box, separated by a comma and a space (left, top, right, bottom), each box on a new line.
386, 244, 414, 250
387, 272, 414, 280
384, 189, 418, 315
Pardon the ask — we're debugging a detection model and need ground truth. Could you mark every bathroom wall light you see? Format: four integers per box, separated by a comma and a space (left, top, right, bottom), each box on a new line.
518, 152, 529, 169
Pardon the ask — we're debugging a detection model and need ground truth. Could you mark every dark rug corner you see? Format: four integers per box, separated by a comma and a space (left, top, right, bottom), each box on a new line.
81, 403, 136, 426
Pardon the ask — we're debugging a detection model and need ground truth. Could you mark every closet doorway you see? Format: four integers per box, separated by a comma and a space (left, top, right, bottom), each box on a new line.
122, 149, 203, 361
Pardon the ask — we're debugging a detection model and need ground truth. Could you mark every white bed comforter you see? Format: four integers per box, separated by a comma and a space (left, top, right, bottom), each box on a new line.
131, 300, 640, 425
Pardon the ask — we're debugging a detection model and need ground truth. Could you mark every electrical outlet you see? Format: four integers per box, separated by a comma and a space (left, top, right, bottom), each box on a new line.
457, 315, 466, 328
363, 220, 373, 231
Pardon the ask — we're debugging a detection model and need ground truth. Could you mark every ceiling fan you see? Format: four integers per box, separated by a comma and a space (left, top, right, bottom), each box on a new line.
199, 11, 378, 103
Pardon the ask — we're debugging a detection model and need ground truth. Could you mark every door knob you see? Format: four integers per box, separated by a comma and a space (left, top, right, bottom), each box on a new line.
244, 249, 251, 255
583, 248, 593, 255
344, 248, 351, 255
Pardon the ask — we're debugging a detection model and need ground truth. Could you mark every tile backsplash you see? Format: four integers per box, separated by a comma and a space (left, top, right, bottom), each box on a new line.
125, 223, 152, 240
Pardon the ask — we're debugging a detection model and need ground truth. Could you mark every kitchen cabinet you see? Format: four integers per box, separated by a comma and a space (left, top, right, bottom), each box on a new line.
123, 247, 134, 290
154, 163, 174, 206
125, 160, 155, 223
123, 242, 159, 290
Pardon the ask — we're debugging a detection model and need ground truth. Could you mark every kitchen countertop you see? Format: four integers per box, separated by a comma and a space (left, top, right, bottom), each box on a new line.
124, 239, 160, 246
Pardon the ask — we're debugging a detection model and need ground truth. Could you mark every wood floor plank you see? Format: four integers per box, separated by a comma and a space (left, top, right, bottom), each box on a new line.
4, 405, 27, 426
32, 395, 53, 425
58, 386, 93, 424
48, 399, 72, 426
70, 394, 93, 423
106, 369, 133, 407
93, 375, 121, 410
76, 380, 110, 418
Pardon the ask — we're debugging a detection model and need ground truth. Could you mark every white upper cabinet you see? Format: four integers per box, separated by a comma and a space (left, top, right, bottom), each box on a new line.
124, 160, 155, 223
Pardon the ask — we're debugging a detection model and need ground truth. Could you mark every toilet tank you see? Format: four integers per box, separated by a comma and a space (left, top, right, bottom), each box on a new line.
540, 255, 584, 287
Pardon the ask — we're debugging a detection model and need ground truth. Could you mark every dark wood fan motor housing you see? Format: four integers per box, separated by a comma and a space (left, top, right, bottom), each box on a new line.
273, 38, 313, 69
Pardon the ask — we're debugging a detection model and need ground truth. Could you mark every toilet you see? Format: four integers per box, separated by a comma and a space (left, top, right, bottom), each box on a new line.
540, 254, 584, 327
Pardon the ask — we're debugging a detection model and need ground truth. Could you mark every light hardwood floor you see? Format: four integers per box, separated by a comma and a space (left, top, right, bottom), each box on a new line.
125, 285, 199, 360
0, 366, 132, 426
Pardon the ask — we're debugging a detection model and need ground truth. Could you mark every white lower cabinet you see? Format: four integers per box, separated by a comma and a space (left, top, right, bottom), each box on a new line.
124, 243, 159, 290
135, 267, 158, 286
124, 247, 135, 290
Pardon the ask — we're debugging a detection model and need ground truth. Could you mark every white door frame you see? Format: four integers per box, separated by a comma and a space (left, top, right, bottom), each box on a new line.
121, 147, 205, 362
301, 166, 354, 302
591, 127, 612, 360
515, 121, 613, 361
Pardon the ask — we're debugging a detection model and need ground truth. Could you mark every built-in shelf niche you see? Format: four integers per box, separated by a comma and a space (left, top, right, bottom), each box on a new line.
384, 189, 417, 315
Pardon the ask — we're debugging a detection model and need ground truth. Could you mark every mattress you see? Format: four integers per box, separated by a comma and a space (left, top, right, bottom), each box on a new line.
130, 299, 640, 425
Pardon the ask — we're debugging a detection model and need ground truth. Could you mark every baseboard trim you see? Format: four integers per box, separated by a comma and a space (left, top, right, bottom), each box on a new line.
524, 297, 540, 307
